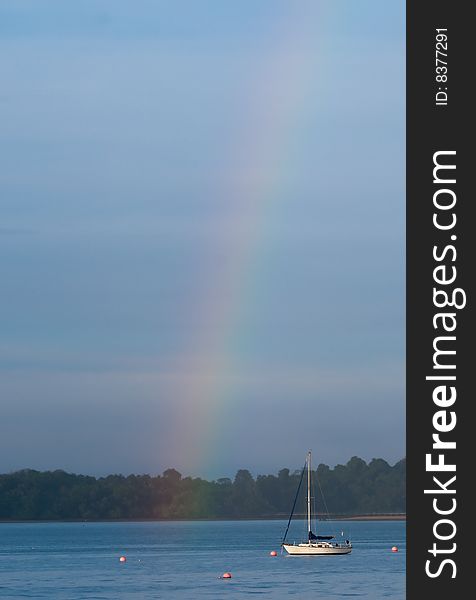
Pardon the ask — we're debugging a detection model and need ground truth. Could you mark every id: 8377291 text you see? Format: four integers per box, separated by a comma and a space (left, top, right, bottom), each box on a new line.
435, 28, 448, 106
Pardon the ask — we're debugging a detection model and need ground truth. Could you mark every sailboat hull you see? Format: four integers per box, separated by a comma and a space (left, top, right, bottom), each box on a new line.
283, 543, 352, 556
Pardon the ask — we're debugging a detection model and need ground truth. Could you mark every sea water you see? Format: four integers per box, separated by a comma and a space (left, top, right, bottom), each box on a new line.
0, 520, 405, 599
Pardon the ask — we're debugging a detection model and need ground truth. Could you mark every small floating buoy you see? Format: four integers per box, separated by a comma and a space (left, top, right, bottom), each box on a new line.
221, 572, 232, 579
119, 556, 127, 562
270, 550, 277, 556
391, 546, 398, 552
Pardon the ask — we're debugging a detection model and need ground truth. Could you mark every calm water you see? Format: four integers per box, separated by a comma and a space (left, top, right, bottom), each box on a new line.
0, 520, 405, 599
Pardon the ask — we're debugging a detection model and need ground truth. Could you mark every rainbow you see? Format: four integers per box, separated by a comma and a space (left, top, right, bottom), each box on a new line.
159, 5, 332, 476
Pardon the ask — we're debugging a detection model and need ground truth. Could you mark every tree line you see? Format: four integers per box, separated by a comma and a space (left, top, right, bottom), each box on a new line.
0, 456, 405, 520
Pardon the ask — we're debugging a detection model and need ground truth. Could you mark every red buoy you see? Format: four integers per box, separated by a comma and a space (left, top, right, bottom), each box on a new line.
391, 546, 398, 552
119, 556, 127, 562
270, 550, 277, 556
221, 572, 232, 579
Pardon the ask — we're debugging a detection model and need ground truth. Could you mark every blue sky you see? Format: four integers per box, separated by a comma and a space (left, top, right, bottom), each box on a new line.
0, 1, 405, 478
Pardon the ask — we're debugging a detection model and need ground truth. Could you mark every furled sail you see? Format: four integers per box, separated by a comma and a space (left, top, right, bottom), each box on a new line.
309, 531, 334, 540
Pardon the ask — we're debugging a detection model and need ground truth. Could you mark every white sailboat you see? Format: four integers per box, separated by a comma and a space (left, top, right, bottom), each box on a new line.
282, 451, 352, 556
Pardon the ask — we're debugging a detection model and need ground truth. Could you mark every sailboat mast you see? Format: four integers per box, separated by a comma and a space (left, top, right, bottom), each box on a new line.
307, 451, 311, 537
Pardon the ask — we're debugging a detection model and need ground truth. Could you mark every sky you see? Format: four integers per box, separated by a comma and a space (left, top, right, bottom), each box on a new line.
0, 1, 405, 479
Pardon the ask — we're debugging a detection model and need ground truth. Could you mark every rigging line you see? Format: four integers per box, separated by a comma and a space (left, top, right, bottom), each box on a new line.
316, 470, 338, 538
281, 462, 306, 545
311, 467, 317, 533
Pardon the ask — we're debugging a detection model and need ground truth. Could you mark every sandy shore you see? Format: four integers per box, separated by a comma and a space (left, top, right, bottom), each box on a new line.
336, 514, 406, 521
1, 514, 406, 523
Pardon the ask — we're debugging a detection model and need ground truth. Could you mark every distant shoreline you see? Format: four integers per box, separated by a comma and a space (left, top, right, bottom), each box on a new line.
0, 514, 406, 524
337, 514, 406, 521
1, 460, 405, 521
